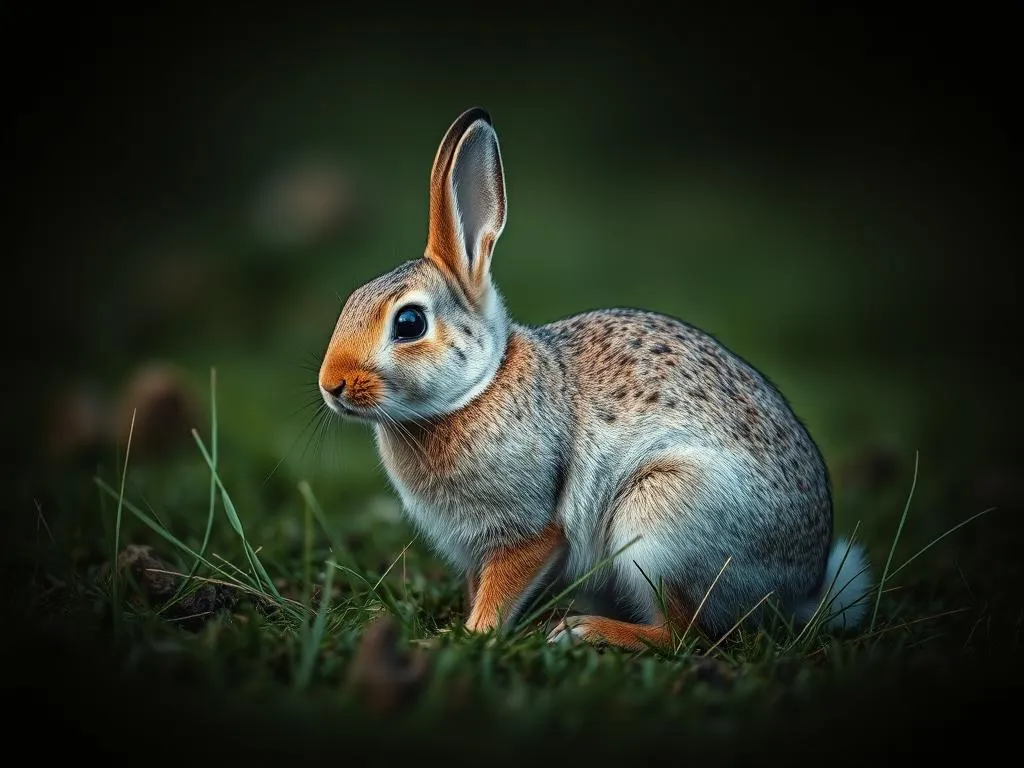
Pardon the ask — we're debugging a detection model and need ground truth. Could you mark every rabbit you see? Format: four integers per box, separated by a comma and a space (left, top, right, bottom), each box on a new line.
318, 107, 873, 651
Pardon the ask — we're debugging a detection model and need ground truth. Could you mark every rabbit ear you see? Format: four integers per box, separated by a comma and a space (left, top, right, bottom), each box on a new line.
425, 107, 507, 305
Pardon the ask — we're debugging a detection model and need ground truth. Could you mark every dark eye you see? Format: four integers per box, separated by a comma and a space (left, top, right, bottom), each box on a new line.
392, 305, 427, 341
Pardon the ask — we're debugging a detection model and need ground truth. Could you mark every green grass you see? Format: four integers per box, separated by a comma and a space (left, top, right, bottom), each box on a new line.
20, 359, 1003, 758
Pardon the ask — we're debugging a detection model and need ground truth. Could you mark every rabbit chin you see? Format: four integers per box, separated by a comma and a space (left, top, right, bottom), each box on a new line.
318, 390, 377, 424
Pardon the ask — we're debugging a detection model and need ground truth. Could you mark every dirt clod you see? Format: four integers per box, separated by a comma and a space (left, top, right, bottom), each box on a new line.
346, 614, 431, 714
116, 544, 235, 629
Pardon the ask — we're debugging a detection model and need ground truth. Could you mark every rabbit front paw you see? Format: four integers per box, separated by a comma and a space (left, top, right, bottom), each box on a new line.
547, 615, 606, 646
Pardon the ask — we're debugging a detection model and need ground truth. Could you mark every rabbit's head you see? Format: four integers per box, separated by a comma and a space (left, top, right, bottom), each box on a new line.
319, 108, 509, 423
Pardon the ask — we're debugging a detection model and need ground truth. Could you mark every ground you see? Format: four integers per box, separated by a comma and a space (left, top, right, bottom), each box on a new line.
6, 14, 1022, 761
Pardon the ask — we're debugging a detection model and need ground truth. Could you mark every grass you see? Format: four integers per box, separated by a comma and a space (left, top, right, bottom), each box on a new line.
109, 407, 136, 636
17, 361, 1004, 759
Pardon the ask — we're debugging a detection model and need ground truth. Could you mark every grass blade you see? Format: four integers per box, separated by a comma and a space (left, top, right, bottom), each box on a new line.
97, 477, 306, 622
369, 538, 417, 618
870, 450, 919, 632
705, 590, 775, 656
885, 506, 997, 582
96, 478, 253, 590
298, 480, 364, 591
111, 408, 138, 634
513, 536, 641, 636
171, 368, 220, 604
303, 483, 313, 611
192, 428, 283, 601
295, 560, 337, 690
676, 555, 732, 653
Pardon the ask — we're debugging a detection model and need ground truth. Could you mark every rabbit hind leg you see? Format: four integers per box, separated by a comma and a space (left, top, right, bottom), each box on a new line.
547, 455, 705, 652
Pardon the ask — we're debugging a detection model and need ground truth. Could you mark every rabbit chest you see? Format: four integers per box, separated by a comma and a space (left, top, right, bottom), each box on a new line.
373, 334, 570, 569
375, 415, 565, 569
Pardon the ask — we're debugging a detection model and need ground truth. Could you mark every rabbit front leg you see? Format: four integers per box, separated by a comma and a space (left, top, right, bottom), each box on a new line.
465, 523, 567, 634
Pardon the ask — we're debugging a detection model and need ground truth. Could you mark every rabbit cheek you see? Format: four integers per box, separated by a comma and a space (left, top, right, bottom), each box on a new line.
392, 335, 450, 373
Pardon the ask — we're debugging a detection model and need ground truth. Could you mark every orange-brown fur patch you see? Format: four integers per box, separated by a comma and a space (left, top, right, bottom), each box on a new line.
427, 168, 473, 303
470, 231, 496, 285
343, 371, 384, 408
327, 301, 389, 360
425, 114, 490, 307
466, 522, 565, 632
320, 353, 384, 408
320, 292, 395, 404
557, 616, 673, 652
391, 317, 451, 364
553, 589, 692, 652
320, 352, 357, 390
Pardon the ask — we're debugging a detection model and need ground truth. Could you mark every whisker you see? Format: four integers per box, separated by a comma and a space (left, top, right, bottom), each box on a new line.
373, 405, 418, 456
287, 398, 323, 419
381, 397, 434, 430
314, 408, 338, 466
302, 407, 332, 463
292, 404, 330, 463
291, 350, 325, 373
384, 404, 424, 445
262, 403, 328, 486
332, 408, 347, 468
327, 410, 340, 468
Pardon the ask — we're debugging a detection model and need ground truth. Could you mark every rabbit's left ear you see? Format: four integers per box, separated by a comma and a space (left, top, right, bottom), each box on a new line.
425, 107, 507, 304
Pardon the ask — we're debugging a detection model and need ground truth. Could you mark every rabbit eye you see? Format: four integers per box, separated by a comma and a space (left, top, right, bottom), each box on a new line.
393, 305, 427, 341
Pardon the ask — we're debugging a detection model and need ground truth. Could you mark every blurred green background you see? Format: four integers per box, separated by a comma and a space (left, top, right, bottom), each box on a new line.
17, 10, 1017, 520
5, 8, 1021, 751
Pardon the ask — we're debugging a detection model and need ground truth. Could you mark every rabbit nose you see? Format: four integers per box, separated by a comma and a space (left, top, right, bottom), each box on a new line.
327, 380, 346, 397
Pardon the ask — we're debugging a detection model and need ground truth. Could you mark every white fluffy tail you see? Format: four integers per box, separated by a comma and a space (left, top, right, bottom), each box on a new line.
795, 537, 873, 632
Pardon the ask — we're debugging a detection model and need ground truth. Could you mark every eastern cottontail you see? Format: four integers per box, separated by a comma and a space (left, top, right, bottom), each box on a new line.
319, 107, 872, 650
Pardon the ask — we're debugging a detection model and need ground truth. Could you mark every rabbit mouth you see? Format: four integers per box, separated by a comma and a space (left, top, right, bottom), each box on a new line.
334, 402, 376, 423
320, 389, 377, 423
